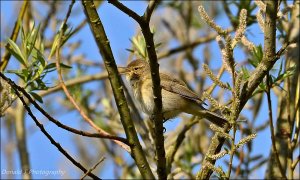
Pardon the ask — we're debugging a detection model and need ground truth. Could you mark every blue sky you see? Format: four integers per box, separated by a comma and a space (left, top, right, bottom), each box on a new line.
1, 1, 287, 179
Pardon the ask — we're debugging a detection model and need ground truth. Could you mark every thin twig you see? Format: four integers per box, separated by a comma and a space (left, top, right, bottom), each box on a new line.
1, 76, 100, 179
107, 0, 143, 24
227, 126, 237, 178
291, 155, 300, 170
143, 0, 160, 22
80, 157, 105, 180
157, 28, 233, 60
40, 1, 57, 38
38, 72, 109, 97
55, 0, 130, 152
266, 73, 287, 179
0, 73, 128, 142
166, 118, 199, 174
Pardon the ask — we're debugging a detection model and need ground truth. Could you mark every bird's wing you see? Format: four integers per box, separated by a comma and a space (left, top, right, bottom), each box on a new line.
160, 73, 206, 105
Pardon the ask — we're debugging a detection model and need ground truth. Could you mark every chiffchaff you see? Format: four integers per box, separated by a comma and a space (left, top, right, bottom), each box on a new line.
120, 59, 228, 127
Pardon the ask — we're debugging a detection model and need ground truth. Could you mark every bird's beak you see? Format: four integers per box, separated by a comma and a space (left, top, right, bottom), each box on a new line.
118, 67, 129, 74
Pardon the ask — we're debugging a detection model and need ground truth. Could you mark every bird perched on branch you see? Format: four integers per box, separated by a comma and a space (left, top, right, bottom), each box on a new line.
120, 59, 228, 127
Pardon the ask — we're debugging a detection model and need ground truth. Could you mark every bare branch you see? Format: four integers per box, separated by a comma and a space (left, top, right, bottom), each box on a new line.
143, 0, 160, 23
0, 73, 100, 180
80, 157, 105, 180
109, 1, 167, 178
107, 0, 143, 24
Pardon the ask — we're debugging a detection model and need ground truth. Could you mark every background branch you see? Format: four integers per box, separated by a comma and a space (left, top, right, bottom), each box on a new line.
0, 1, 28, 71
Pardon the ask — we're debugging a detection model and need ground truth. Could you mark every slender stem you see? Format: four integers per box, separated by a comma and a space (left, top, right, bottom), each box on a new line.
266, 74, 287, 179
157, 29, 233, 60
15, 95, 31, 179
0, 72, 128, 144
1, 75, 100, 179
143, 0, 160, 22
107, 0, 143, 24
227, 126, 237, 179
80, 157, 105, 180
291, 155, 300, 170
38, 72, 109, 97
166, 118, 199, 174
56, 0, 130, 152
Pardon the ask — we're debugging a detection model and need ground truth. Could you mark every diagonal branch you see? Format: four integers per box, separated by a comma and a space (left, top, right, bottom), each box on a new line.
0, 73, 128, 143
157, 29, 233, 60
107, 0, 143, 24
108, 0, 167, 179
55, 0, 130, 152
143, 0, 161, 23
0, 74, 100, 180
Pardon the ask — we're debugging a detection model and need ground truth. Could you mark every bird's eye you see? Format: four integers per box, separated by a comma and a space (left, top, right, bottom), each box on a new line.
134, 67, 139, 70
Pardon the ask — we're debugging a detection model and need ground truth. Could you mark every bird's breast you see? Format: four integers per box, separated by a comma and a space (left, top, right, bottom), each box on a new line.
129, 78, 154, 115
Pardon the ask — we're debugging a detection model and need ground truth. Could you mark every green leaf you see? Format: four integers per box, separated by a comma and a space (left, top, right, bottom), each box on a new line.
59, 63, 72, 69
125, 48, 134, 53
29, 91, 43, 103
44, 63, 56, 70
7, 39, 26, 66
27, 23, 41, 58
6, 69, 27, 81
61, 27, 75, 46
49, 33, 60, 59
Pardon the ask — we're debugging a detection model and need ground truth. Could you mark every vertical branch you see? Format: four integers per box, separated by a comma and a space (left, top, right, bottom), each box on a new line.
139, 19, 166, 180
14, 2, 31, 179
81, 1, 154, 179
15, 99, 31, 179
141, 1, 166, 179
241, 0, 278, 106
266, 74, 287, 179
108, 1, 167, 179
197, 0, 280, 178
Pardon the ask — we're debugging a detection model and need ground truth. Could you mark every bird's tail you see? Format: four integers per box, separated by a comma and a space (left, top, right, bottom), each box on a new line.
201, 110, 228, 127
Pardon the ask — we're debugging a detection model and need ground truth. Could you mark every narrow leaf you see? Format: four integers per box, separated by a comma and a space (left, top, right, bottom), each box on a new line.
29, 91, 43, 103
7, 39, 26, 66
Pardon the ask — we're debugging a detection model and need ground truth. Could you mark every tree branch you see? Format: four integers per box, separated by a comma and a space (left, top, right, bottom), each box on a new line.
107, 0, 143, 24
143, 0, 160, 23
157, 29, 233, 60
0, 73, 128, 143
166, 118, 199, 175
197, 1, 281, 178
108, 0, 167, 179
0, 74, 100, 180
266, 74, 287, 179
82, 1, 154, 179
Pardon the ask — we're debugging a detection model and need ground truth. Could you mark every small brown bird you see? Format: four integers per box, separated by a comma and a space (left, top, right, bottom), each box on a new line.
120, 59, 228, 127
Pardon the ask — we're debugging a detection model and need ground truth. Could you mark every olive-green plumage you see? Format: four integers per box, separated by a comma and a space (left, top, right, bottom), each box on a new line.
120, 59, 228, 127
